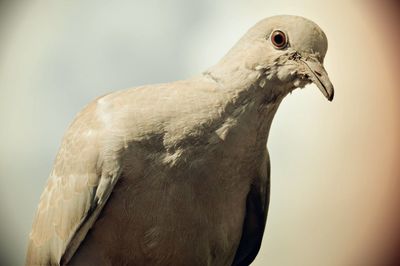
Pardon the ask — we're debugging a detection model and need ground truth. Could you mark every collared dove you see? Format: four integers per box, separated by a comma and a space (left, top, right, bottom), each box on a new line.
26, 15, 334, 266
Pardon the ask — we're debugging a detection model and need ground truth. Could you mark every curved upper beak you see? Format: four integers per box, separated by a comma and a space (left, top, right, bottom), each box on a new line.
300, 57, 334, 101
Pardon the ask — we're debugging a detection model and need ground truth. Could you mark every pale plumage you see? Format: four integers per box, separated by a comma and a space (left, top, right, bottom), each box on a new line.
26, 15, 333, 266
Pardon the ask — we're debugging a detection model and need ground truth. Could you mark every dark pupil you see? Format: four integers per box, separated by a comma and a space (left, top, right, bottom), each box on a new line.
274, 34, 284, 45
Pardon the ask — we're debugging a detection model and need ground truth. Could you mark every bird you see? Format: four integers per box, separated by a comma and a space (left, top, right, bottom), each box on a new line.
26, 15, 334, 266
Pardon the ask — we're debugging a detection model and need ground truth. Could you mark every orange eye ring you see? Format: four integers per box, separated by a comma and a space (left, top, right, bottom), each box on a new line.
270, 30, 288, 49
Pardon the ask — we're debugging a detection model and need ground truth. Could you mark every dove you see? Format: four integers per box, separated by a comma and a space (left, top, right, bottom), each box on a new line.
26, 15, 334, 266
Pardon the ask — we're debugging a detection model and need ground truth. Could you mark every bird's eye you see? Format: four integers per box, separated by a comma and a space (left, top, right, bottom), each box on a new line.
270, 30, 288, 49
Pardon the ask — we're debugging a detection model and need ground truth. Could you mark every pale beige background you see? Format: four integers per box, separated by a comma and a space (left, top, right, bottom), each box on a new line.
0, 1, 399, 265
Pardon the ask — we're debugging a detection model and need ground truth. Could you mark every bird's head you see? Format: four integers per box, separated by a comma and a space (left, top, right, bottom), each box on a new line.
230, 15, 334, 101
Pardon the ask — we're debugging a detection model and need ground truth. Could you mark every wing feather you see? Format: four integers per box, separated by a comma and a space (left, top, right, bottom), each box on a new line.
26, 101, 122, 265
232, 148, 271, 266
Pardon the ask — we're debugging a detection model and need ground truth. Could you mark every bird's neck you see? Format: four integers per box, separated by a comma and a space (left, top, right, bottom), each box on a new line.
203, 60, 288, 155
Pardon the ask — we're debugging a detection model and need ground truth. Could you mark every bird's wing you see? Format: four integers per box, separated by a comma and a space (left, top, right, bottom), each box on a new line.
26, 101, 121, 265
231, 148, 271, 266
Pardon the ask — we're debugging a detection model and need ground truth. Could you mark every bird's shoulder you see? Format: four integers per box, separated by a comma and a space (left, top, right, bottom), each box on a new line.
86, 78, 232, 147
95, 77, 227, 116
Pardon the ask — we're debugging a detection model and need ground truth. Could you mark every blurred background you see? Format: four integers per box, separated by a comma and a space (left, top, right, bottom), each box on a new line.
0, 0, 399, 265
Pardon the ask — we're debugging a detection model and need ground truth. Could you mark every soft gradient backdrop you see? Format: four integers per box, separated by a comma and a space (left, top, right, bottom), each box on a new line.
0, 1, 399, 265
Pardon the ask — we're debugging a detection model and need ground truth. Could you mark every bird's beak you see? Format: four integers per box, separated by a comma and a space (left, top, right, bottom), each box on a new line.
300, 57, 334, 101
